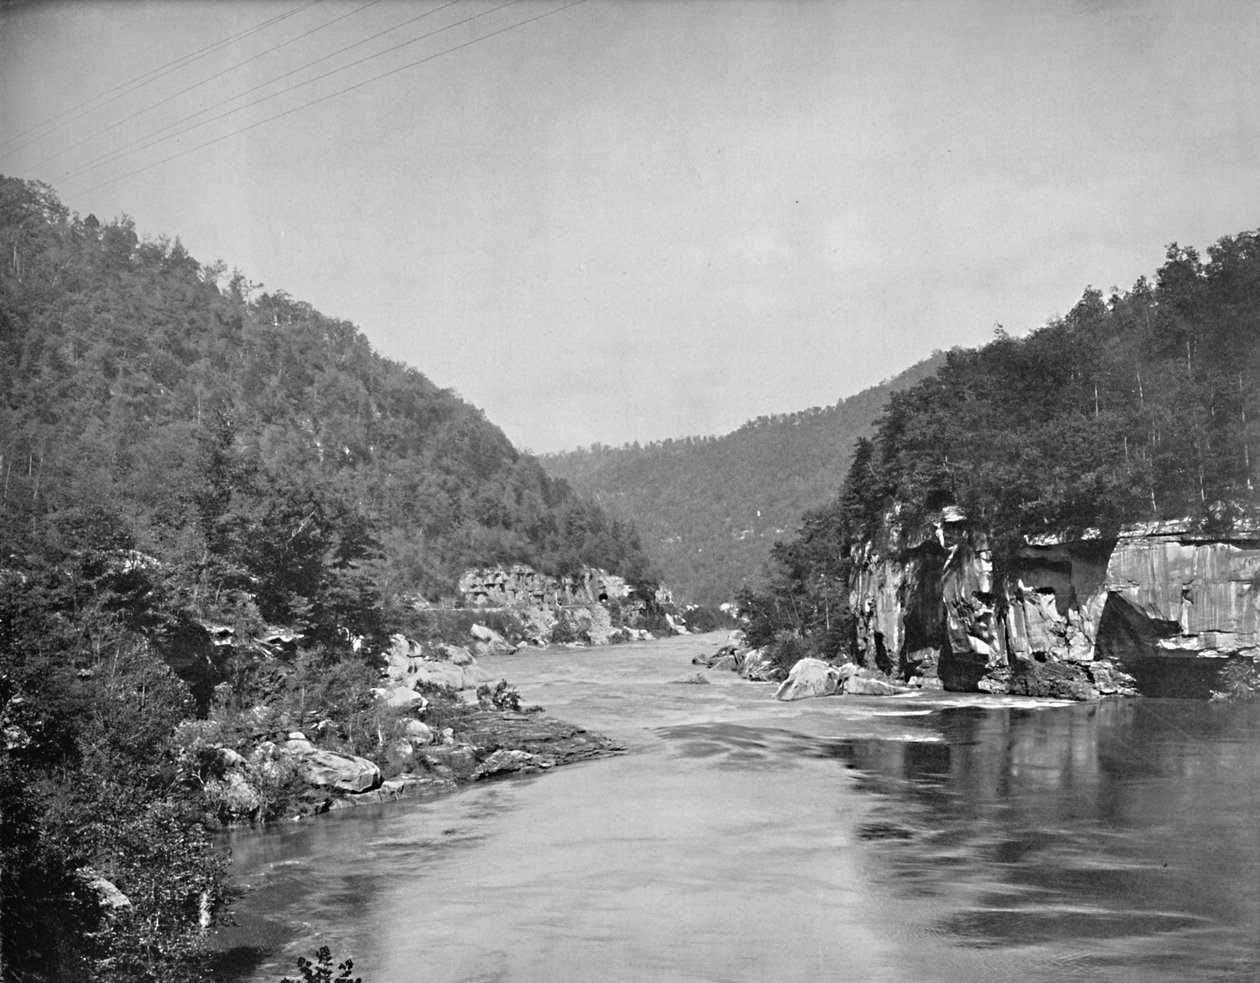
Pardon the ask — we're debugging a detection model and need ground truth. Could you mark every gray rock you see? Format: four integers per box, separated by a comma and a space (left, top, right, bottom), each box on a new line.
278, 741, 381, 793
404, 719, 434, 744
474, 748, 552, 778
774, 658, 842, 701
79, 868, 131, 915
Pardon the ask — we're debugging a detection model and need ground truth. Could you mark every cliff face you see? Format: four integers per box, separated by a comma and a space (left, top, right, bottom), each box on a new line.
454, 564, 676, 645
850, 513, 1260, 697
457, 564, 635, 609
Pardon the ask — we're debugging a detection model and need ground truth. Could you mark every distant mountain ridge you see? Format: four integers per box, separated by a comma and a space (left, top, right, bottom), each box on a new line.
542, 353, 948, 605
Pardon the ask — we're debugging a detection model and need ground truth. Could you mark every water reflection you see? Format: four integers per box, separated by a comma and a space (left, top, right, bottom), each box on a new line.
833, 700, 1260, 981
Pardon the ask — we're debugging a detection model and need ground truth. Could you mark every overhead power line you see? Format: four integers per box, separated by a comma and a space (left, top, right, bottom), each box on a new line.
0, 0, 321, 160
26, 0, 392, 173
58, 0, 467, 184
72, 0, 588, 200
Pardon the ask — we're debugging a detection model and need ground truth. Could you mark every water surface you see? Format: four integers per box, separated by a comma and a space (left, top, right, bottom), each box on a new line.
218, 633, 1260, 982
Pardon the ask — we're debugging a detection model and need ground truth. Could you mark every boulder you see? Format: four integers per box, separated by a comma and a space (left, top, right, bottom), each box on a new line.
385, 739, 416, 771
78, 868, 131, 916
670, 672, 710, 685
470, 622, 516, 656
404, 719, 435, 744
739, 647, 782, 682
841, 675, 902, 696
774, 658, 842, 701
471, 623, 507, 645
278, 740, 381, 793
374, 685, 428, 710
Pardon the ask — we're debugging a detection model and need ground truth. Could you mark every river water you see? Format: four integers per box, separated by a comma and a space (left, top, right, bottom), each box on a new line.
217, 632, 1260, 983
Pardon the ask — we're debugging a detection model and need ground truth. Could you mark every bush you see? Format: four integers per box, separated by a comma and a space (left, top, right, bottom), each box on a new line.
477, 680, 522, 711
280, 946, 362, 983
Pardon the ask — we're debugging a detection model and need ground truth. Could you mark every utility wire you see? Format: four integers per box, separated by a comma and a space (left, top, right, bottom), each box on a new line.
0, 0, 321, 160
60, 0, 520, 187
28, 0, 392, 173
73, 0, 587, 199
60, 0, 465, 184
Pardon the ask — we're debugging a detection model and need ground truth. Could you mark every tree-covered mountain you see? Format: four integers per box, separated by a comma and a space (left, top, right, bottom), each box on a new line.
743, 231, 1260, 662
0, 176, 652, 605
0, 174, 655, 981
543, 353, 946, 605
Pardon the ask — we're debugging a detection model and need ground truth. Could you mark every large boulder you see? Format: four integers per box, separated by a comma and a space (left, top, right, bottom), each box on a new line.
279, 738, 381, 793
409, 659, 499, 692
774, 658, 842, 701
471, 623, 514, 657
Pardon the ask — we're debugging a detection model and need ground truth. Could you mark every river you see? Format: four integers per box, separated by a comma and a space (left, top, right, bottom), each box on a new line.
217, 632, 1260, 983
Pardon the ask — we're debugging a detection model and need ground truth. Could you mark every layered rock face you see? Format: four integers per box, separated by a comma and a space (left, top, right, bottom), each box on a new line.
851, 512, 1259, 697
457, 564, 633, 608
456, 564, 672, 644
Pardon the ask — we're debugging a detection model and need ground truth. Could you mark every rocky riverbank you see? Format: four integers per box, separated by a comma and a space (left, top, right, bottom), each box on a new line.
192, 626, 621, 827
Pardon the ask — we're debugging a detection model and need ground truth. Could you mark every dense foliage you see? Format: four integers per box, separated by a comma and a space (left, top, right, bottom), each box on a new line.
0, 174, 653, 980
544, 353, 945, 605
744, 232, 1260, 659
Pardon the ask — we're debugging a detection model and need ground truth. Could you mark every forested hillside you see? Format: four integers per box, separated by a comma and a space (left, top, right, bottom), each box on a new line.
544, 353, 946, 605
744, 231, 1260, 660
0, 175, 652, 981
0, 177, 652, 601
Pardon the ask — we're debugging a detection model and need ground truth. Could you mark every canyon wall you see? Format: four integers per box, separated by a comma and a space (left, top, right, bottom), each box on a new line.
851, 511, 1260, 697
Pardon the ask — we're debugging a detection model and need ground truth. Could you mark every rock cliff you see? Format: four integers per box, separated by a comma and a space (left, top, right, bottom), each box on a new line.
458, 564, 634, 608
850, 511, 1260, 697
456, 563, 676, 644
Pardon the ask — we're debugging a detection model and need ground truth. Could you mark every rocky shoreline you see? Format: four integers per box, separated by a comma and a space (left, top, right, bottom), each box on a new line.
196, 625, 623, 828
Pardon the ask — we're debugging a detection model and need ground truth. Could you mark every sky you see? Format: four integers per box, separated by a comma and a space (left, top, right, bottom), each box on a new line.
1, 0, 1258, 453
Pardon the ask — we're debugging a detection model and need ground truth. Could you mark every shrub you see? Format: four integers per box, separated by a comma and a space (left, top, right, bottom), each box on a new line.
280, 946, 362, 983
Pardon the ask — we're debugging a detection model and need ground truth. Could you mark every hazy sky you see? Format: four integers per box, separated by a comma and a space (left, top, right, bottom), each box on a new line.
2, 0, 1258, 452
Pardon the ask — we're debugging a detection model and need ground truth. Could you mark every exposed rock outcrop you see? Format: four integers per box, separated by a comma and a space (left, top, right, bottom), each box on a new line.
850, 510, 1258, 697
458, 564, 634, 608
456, 564, 677, 645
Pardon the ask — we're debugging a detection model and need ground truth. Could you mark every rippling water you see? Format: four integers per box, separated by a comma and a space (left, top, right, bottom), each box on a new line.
217, 633, 1260, 983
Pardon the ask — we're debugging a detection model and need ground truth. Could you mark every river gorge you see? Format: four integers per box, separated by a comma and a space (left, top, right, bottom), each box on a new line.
217, 632, 1260, 983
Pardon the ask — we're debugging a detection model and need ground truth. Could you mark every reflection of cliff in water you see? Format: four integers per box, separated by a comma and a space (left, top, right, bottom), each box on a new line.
829, 701, 1260, 978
